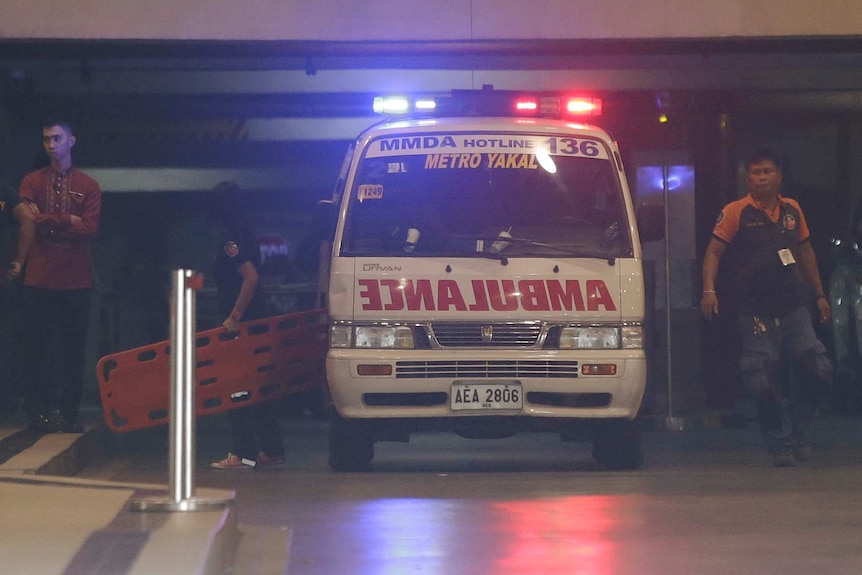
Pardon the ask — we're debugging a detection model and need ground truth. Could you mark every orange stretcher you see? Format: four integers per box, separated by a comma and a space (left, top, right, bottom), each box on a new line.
96, 308, 329, 433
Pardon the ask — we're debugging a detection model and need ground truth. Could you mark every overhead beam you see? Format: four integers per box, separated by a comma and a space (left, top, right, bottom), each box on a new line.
3, 1, 862, 42
4, 37, 862, 64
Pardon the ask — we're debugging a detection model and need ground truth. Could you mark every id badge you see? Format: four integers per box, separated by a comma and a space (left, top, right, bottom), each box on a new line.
778, 248, 796, 266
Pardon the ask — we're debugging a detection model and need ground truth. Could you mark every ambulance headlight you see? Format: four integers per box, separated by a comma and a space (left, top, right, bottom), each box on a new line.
558, 326, 620, 349
355, 326, 415, 349
331, 324, 415, 349
621, 325, 644, 349
329, 325, 353, 348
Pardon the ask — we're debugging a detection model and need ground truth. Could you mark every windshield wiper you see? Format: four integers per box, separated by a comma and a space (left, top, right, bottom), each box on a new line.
509, 237, 617, 265
465, 234, 617, 265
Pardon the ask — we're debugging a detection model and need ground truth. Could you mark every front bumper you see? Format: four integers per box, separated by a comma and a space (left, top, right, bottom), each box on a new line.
326, 348, 646, 421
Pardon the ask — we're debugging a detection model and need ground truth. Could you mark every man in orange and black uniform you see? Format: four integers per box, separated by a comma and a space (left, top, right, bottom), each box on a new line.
701, 149, 832, 467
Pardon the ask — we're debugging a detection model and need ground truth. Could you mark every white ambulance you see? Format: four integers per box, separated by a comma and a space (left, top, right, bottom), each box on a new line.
321, 90, 660, 471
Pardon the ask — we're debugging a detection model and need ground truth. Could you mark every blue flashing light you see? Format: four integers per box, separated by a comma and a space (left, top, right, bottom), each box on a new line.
414, 98, 437, 111
373, 96, 410, 114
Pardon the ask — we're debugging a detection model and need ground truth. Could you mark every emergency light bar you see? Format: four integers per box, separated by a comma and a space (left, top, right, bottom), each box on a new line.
373, 90, 602, 118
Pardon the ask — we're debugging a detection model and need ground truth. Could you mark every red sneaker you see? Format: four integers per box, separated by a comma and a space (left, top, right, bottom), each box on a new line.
210, 453, 255, 470
256, 452, 285, 468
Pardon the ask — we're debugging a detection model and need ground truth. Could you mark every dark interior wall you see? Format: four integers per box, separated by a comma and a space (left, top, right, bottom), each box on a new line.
730, 113, 841, 255
96, 191, 319, 348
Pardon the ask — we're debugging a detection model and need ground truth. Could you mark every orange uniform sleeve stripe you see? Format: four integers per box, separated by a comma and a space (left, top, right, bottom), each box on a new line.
782, 197, 810, 243
712, 197, 747, 244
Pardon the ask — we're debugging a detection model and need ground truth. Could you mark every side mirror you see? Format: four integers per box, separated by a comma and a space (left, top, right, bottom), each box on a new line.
636, 204, 665, 243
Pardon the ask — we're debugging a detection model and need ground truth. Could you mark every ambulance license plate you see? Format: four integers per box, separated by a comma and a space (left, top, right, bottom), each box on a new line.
450, 383, 523, 411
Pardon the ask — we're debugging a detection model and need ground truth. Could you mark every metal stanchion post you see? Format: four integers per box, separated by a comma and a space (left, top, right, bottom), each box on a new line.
662, 165, 685, 432
131, 269, 231, 512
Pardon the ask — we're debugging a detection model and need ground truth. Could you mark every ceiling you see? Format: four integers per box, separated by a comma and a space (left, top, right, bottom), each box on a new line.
5, 38, 862, 194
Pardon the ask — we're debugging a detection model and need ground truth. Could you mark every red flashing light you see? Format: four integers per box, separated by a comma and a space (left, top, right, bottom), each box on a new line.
514, 96, 602, 117
565, 97, 602, 116
515, 99, 538, 112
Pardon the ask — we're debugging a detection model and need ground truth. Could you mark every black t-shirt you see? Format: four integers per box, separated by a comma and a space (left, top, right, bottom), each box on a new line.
718, 200, 806, 317
213, 223, 268, 321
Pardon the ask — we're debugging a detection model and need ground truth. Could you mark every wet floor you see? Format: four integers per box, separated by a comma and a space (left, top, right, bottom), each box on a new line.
79, 413, 862, 574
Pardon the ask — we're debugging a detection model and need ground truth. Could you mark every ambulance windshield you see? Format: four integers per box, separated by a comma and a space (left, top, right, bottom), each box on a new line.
340, 133, 631, 259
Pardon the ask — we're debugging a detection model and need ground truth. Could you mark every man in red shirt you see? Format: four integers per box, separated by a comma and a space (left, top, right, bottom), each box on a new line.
18, 118, 101, 433
701, 149, 832, 467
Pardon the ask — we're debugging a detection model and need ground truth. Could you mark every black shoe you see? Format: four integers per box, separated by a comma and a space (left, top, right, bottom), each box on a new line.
792, 433, 812, 461
61, 422, 84, 434
772, 447, 796, 468
29, 414, 60, 434
58, 418, 84, 434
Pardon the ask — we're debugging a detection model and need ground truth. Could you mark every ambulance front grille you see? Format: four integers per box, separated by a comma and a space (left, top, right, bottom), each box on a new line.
429, 323, 543, 347
395, 360, 579, 379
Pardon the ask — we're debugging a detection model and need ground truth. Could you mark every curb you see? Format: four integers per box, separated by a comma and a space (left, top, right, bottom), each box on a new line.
0, 422, 240, 575
0, 422, 109, 476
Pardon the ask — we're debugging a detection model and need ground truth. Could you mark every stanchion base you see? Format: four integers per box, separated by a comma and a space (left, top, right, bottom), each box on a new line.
130, 496, 232, 513
663, 416, 686, 432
